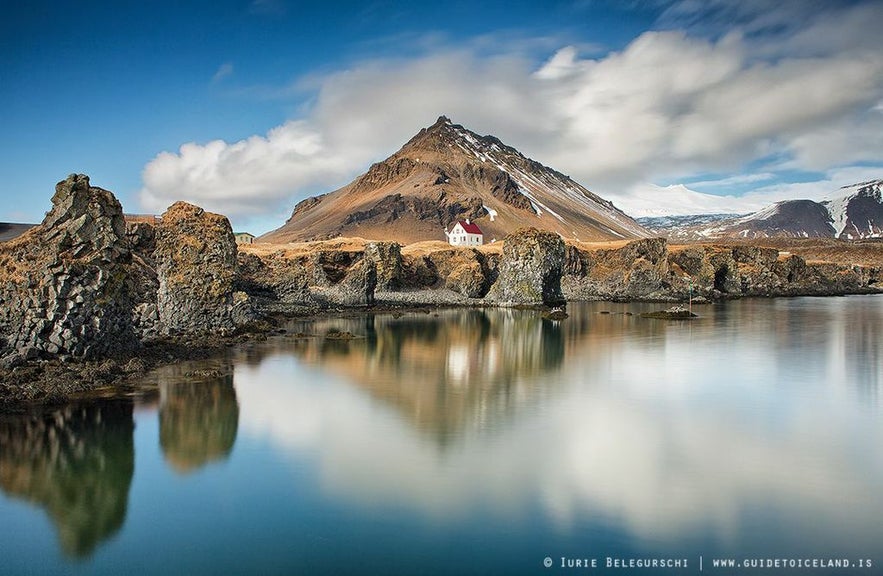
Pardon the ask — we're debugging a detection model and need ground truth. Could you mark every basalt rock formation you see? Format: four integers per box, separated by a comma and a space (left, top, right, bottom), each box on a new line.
562, 238, 881, 301
2, 173, 881, 403
155, 202, 240, 336
236, 241, 382, 309
487, 228, 566, 306
0, 175, 139, 362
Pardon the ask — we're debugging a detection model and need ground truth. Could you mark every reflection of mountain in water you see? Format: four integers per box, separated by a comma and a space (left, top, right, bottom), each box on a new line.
159, 375, 240, 474
0, 402, 134, 558
283, 309, 565, 443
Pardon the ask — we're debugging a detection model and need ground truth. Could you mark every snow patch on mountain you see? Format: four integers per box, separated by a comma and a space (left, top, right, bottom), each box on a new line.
446, 121, 644, 238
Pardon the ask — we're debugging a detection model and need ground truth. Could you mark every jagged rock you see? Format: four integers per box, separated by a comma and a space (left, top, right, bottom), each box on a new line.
365, 241, 403, 290
126, 221, 156, 256
446, 258, 486, 298
231, 291, 260, 327
321, 258, 377, 306
236, 242, 378, 307
562, 237, 671, 300
155, 202, 237, 336
0, 174, 138, 361
488, 228, 565, 306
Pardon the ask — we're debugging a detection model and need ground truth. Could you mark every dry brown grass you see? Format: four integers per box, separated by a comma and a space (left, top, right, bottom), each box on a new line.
676, 238, 883, 268
245, 235, 883, 269
567, 239, 635, 251
244, 237, 374, 258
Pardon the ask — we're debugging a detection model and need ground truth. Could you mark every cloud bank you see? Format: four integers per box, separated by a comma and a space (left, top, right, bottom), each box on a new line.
140, 2, 883, 221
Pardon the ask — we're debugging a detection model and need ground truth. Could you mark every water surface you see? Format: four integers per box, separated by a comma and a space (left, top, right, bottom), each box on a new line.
1, 297, 881, 574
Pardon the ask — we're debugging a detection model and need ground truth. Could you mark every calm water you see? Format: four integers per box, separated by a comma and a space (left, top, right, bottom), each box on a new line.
1, 297, 881, 575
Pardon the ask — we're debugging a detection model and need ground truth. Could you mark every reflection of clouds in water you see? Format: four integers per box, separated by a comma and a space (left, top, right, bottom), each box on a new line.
234, 355, 883, 548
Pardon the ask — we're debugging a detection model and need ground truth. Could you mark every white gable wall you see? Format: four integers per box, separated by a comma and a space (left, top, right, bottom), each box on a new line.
447, 223, 483, 246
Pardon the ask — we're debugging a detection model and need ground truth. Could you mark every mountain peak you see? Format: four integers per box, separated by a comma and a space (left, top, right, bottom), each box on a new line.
262, 117, 649, 245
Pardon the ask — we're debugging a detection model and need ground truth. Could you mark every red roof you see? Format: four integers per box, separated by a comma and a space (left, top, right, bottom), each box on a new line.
456, 220, 483, 235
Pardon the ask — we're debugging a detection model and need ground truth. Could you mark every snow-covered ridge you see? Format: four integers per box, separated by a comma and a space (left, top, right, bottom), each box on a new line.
823, 179, 882, 239
446, 122, 647, 239
648, 179, 883, 240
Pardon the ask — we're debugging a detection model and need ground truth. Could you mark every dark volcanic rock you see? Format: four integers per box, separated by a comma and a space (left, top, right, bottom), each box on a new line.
562, 237, 671, 300
155, 202, 238, 336
365, 241, 403, 290
324, 258, 377, 306
0, 174, 139, 361
488, 228, 565, 306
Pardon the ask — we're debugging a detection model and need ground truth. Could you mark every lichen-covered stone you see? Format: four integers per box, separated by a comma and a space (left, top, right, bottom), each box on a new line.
445, 259, 486, 298
236, 243, 378, 307
562, 237, 671, 300
488, 228, 565, 306
155, 202, 237, 336
0, 174, 138, 361
365, 241, 403, 290
322, 258, 377, 306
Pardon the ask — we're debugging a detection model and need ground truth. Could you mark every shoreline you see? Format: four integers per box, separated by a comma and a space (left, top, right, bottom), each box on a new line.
3, 292, 881, 410
2, 177, 880, 410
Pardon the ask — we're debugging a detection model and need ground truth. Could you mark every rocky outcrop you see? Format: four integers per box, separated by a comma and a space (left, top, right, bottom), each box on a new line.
0, 174, 139, 361
155, 202, 238, 336
397, 246, 497, 298
365, 241, 403, 290
563, 237, 671, 300
236, 243, 379, 309
322, 258, 377, 306
561, 238, 881, 301
487, 228, 566, 306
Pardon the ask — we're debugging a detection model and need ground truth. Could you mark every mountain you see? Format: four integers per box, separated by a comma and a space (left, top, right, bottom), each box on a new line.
646, 179, 883, 241
823, 180, 883, 239
0, 223, 37, 242
609, 183, 765, 218
637, 213, 744, 239
261, 116, 649, 245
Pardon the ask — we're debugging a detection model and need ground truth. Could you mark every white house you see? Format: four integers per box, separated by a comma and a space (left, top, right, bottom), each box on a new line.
234, 232, 255, 245
445, 219, 484, 246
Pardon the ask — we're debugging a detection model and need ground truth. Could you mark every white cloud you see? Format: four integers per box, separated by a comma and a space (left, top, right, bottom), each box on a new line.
139, 3, 883, 222
687, 173, 776, 188
140, 120, 351, 216
211, 62, 234, 84
231, 331, 883, 544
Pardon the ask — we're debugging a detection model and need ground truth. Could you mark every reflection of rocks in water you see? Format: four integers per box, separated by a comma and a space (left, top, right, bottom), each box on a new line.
0, 401, 134, 558
283, 309, 565, 444
159, 374, 239, 474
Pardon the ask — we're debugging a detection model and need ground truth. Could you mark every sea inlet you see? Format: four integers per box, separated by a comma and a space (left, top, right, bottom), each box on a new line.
1, 296, 880, 575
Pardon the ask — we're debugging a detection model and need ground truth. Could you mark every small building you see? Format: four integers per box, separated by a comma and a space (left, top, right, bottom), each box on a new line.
445, 219, 483, 246
234, 232, 255, 245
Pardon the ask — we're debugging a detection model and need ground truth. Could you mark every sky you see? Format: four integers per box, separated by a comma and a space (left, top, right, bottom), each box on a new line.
2, 0, 882, 233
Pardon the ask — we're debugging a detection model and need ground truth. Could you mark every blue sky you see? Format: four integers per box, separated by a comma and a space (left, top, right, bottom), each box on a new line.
3, 1, 882, 232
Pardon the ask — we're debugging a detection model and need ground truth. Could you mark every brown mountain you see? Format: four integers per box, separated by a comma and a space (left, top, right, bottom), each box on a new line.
261, 116, 649, 245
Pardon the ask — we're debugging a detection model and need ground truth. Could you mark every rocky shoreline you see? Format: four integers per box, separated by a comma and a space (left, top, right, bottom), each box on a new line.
1, 175, 880, 407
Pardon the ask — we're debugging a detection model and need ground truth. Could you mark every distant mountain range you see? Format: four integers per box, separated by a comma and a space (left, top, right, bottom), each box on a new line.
261, 116, 649, 245
0, 223, 36, 242
641, 180, 883, 241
